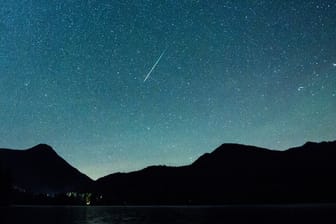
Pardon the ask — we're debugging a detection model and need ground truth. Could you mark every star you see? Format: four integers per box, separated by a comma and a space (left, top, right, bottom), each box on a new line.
297, 86, 304, 91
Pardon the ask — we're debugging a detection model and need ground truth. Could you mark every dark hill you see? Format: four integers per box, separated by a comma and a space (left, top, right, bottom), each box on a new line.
1, 141, 336, 205
0, 144, 93, 194
95, 141, 336, 205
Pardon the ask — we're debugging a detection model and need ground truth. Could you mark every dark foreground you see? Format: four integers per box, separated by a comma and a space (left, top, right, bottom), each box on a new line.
1, 204, 336, 224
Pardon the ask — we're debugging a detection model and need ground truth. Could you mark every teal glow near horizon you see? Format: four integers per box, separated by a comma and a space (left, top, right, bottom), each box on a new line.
0, 1, 335, 179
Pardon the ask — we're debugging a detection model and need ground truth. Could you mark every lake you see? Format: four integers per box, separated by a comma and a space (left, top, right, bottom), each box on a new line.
1, 204, 336, 224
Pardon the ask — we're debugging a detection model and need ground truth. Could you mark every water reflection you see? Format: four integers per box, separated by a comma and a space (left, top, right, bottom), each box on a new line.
81, 207, 143, 224
2, 205, 336, 224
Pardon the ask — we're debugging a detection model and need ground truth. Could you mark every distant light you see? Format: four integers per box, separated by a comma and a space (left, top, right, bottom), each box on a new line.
333, 63, 336, 67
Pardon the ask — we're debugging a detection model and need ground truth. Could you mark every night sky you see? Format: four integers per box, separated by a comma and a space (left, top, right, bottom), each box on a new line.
1, 1, 335, 179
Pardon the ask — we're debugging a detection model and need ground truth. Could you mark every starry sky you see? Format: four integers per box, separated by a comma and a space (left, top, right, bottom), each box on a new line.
0, 0, 335, 179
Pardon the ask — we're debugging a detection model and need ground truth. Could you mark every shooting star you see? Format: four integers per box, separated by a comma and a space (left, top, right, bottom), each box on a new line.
143, 47, 167, 82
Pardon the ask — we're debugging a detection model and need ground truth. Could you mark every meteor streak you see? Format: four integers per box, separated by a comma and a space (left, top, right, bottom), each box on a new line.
143, 48, 167, 82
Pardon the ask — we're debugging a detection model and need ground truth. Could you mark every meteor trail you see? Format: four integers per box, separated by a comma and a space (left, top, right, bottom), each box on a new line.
143, 48, 167, 82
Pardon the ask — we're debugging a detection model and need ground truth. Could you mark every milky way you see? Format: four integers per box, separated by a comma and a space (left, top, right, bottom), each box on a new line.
0, 1, 335, 179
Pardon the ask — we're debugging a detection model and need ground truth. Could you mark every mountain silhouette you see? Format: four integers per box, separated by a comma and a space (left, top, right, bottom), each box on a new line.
0, 144, 93, 194
95, 141, 336, 205
1, 141, 336, 205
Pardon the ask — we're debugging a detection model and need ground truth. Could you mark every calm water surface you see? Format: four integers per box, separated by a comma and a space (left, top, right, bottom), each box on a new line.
2, 205, 336, 224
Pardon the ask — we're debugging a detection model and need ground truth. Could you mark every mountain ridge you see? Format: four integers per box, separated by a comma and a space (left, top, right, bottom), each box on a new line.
1, 140, 336, 205
0, 144, 93, 194
94, 140, 336, 204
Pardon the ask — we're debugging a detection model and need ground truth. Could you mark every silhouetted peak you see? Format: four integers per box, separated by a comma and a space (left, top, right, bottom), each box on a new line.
304, 140, 336, 147
287, 141, 336, 153
27, 144, 57, 155
192, 143, 270, 167
212, 143, 268, 155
